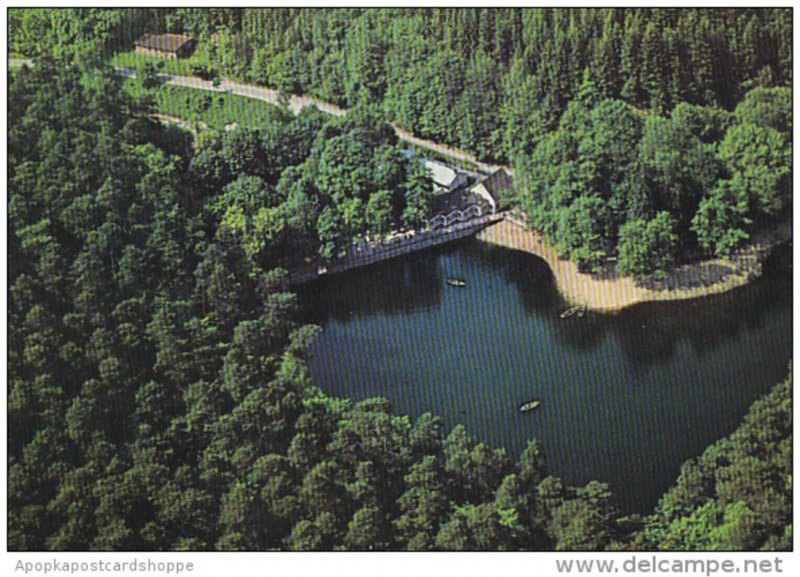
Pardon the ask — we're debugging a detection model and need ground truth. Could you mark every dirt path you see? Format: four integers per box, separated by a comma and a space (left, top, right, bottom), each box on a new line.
477, 217, 790, 313
390, 125, 509, 175
151, 113, 208, 136
161, 74, 350, 118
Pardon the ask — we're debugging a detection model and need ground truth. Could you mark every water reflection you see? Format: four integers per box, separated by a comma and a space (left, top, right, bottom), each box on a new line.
300, 235, 791, 388
472, 241, 562, 314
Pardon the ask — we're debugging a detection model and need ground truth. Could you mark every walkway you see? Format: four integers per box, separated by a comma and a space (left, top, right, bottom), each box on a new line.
14, 57, 509, 174
8, 58, 34, 68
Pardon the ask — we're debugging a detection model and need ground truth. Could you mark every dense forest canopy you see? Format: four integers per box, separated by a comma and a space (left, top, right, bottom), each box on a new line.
11, 9, 791, 158
140, 8, 792, 161
515, 86, 791, 274
7, 7, 793, 551
634, 372, 792, 551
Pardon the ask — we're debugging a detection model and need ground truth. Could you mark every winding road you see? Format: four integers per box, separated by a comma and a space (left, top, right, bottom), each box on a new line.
125, 68, 511, 175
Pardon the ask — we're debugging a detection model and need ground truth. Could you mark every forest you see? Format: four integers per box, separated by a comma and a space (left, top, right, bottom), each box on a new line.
7, 8, 793, 551
11, 9, 791, 156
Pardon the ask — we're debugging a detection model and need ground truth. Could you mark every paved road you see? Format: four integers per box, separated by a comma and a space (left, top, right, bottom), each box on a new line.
119, 67, 511, 176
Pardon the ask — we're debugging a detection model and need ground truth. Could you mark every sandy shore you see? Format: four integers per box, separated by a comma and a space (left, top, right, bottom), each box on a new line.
477, 217, 790, 313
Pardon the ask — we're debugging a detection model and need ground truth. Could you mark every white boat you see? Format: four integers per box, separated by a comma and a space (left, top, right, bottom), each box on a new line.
560, 304, 586, 319
519, 400, 541, 412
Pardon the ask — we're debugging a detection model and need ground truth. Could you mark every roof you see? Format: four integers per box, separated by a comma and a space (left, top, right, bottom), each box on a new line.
135, 34, 194, 53
478, 168, 513, 198
424, 160, 460, 189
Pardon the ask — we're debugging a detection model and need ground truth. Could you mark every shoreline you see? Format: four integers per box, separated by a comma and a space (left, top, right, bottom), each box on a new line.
477, 217, 791, 313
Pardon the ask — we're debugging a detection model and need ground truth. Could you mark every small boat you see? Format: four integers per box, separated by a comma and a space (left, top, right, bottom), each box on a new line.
446, 278, 467, 287
560, 304, 586, 319
519, 400, 541, 412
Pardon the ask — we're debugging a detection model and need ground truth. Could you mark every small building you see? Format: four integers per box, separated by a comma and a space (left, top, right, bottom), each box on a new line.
134, 34, 195, 59
470, 168, 513, 214
424, 159, 471, 195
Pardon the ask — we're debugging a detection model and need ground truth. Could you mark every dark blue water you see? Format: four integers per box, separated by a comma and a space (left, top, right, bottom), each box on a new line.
296, 239, 792, 514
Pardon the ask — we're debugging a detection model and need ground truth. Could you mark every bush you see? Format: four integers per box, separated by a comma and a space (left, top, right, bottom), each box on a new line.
618, 212, 677, 279
190, 61, 218, 81
691, 179, 751, 257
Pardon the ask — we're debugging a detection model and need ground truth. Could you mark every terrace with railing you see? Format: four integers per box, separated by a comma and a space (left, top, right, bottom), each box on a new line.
289, 205, 503, 285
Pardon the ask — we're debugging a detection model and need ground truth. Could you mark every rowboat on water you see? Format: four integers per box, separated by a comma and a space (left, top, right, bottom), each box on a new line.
446, 278, 467, 287
560, 304, 586, 319
519, 400, 541, 412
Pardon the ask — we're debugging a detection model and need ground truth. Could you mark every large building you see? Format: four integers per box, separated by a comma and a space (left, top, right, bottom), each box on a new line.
424, 159, 471, 195
470, 168, 513, 214
134, 34, 195, 59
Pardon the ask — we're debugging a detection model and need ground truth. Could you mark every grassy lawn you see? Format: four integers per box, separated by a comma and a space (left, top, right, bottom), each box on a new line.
136, 83, 286, 132
111, 47, 287, 132
110, 50, 198, 77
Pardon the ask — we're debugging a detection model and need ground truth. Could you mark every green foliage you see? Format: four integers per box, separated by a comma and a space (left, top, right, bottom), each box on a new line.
670, 102, 732, 144
734, 87, 792, 135
154, 85, 287, 131
435, 503, 517, 551
558, 195, 608, 272
551, 481, 617, 551
11, 8, 792, 165
36, 7, 778, 164
519, 81, 790, 278
9, 8, 145, 65
717, 122, 791, 218
110, 50, 197, 78
691, 179, 751, 257
393, 456, 449, 550
365, 190, 395, 237
638, 114, 717, 219
618, 212, 677, 278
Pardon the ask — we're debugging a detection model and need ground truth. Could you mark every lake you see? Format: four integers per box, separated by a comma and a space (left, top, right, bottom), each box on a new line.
296, 238, 792, 514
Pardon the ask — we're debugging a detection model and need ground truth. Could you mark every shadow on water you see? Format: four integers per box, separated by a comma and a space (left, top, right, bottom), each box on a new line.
472, 241, 617, 351
606, 242, 792, 369
471, 240, 562, 314
529, 240, 793, 369
296, 247, 444, 323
